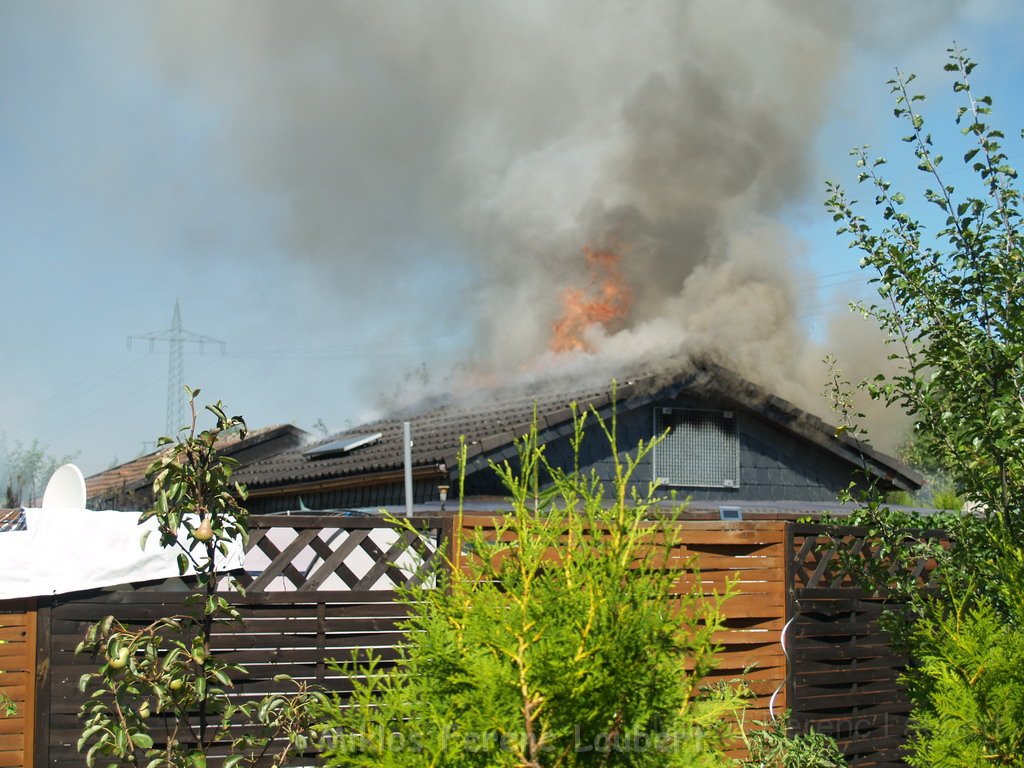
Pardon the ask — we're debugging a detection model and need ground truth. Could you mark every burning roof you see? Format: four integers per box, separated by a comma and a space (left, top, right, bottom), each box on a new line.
233, 357, 922, 501
550, 245, 633, 353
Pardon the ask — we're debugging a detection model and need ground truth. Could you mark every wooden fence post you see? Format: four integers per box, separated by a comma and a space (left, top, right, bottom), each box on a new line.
32, 598, 50, 768
783, 520, 795, 726
439, 514, 458, 576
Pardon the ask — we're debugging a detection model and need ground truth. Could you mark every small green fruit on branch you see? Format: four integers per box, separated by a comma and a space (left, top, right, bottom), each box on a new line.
107, 646, 129, 670
192, 515, 214, 542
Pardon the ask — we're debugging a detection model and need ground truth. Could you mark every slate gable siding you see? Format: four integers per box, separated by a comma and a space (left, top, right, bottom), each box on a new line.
464, 395, 866, 504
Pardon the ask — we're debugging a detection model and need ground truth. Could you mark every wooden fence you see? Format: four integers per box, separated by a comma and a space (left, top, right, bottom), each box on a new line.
455, 516, 789, 724
21, 515, 947, 767
787, 523, 946, 768
31, 514, 792, 766
38, 515, 449, 767
455, 516, 789, 764
0, 600, 36, 768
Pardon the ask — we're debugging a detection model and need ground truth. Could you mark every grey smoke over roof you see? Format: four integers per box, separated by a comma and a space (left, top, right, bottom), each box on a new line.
148, 1, 966, 445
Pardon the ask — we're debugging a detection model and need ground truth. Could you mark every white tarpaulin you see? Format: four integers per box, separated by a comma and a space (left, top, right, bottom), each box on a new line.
0, 508, 244, 600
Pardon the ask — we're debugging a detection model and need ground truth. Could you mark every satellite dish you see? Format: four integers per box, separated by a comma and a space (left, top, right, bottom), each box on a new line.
41, 463, 87, 509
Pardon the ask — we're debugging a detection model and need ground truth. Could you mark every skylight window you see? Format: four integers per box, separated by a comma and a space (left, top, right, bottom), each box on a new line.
303, 432, 383, 459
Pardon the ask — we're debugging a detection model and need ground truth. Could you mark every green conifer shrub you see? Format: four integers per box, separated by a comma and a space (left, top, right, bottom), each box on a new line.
315, 404, 747, 767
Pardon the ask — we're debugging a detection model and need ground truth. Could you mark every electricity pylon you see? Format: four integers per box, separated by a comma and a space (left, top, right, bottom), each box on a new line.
128, 300, 225, 435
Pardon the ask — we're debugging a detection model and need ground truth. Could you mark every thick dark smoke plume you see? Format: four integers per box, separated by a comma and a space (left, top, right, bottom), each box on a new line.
147, 1, 968, 448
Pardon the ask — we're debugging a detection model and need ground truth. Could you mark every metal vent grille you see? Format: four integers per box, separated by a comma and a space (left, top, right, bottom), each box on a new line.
653, 407, 739, 488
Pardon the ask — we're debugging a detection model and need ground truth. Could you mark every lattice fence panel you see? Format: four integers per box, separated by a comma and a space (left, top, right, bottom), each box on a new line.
238, 515, 446, 593
791, 525, 947, 591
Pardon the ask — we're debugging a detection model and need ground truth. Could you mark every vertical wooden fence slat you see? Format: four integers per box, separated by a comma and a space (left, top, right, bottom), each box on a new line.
439, 514, 457, 576
783, 520, 796, 721
21, 600, 36, 768
315, 600, 327, 685
32, 600, 49, 768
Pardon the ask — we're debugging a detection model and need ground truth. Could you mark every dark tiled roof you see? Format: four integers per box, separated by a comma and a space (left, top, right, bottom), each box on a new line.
86, 450, 164, 501
86, 424, 308, 505
234, 358, 923, 493
234, 384, 613, 489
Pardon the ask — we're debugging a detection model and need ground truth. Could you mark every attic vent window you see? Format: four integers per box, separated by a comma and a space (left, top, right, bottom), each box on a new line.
653, 408, 739, 488
304, 432, 383, 460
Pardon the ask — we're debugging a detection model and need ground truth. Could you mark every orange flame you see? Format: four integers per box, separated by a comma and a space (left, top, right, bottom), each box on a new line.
549, 245, 633, 353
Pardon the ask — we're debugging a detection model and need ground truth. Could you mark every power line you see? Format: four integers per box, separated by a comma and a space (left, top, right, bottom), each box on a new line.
2, 352, 136, 435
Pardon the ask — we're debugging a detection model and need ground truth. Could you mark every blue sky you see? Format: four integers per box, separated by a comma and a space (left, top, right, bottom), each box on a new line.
2, 1, 1022, 478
